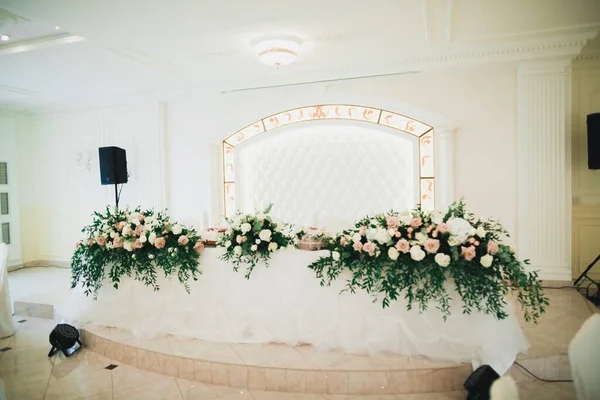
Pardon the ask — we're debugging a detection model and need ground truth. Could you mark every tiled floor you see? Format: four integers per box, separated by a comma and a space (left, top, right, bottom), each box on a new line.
0, 315, 581, 399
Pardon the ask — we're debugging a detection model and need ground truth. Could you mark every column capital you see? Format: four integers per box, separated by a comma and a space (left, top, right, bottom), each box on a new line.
435, 126, 460, 138
518, 58, 572, 76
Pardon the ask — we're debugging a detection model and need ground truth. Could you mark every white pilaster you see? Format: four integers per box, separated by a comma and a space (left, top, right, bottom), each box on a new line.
435, 126, 459, 209
517, 59, 572, 281
157, 101, 168, 209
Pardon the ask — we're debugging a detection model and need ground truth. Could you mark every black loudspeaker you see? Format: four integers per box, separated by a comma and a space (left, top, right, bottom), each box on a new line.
99, 146, 128, 185
463, 365, 500, 400
588, 113, 600, 170
48, 324, 82, 358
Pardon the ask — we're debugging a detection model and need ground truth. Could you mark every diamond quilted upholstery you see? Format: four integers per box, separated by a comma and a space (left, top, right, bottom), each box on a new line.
236, 122, 417, 231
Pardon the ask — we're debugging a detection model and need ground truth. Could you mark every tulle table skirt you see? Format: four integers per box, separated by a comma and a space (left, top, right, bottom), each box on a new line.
57, 248, 528, 375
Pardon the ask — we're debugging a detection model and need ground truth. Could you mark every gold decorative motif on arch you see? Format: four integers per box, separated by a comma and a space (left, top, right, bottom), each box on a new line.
222, 104, 435, 218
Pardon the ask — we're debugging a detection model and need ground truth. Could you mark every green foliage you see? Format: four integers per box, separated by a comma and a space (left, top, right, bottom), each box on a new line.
218, 204, 296, 278
70, 206, 204, 296
308, 199, 548, 322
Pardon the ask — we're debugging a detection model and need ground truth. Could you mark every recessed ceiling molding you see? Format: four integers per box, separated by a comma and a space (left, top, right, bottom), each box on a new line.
0, 32, 84, 55
0, 84, 37, 95
0, 8, 29, 27
107, 47, 189, 76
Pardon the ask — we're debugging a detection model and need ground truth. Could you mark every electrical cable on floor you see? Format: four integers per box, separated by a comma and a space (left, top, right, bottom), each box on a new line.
514, 361, 573, 383
541, 286, 576, 290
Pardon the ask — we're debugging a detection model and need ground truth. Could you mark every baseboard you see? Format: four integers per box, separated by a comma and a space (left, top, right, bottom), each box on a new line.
7, 260, 69, 272
541, 280, 574, 288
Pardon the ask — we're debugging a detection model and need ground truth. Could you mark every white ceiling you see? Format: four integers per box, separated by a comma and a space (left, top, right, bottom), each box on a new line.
0, 0, 599, 112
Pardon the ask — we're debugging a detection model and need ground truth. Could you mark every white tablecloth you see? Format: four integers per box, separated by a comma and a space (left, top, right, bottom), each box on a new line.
57, 248, 528, 374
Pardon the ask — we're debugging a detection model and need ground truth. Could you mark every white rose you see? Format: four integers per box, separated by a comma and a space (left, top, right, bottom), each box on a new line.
476, 226, 486, 238
250, 245, 258, 251
409, 245, 426, 261
374, 229, 392, 245
148, 254, 154, 259
122, 225, 132, 236
399, 212, 412, 226
139, 234, 147, 243
352, 233, 362, 243
124, 242, 133, 252
110, 232, 116, 239
332, 251, 340, 261
447, 235, 460, 247
149, 232, 157, 245
510, 245, 517, 254
446, 218, 475, 243
430, 211, 444, 225
225, 240, 232, 248
388, 247, 399, 261
241, 223, 252, 234
435, 253, 451, 267
415, 232, 428, 245
366, 228, 377, 241
172, 224, 183, 235
387, 229, 396, 236
233, 246, 242, 256
480, 254, 494, 268
255, 239, 261, 244
259, 229, 272, 242
145, 216, 154, 225
268, 242, 278, 252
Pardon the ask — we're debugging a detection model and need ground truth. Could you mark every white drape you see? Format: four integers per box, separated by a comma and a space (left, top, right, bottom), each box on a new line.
57, 248, 528, 375
0, 243, 15, 339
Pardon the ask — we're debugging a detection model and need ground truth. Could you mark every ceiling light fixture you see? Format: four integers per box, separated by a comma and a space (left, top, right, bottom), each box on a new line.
55, 26, 61, 30
0, 34, 10, 42
251, 34, 302, 69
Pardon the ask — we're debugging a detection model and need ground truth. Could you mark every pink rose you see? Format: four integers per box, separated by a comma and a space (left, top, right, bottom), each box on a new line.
97, 236, 107, 246
353, 242, 363, 252
432, 230, 439, 238
410, 218, 423, 228
426, 226, 432, 233
154, 237, 166, 249
358, 226, 367, 236
362, 242, 376, 256
133, 239, 143, 249
487, 240, 499, 255
424, 239, 440, 254
236, 235, 244, 244
340, 237, 347, 246
75, 241, 82, 248
461, 246, 476, 261
395, 239, 410, 253
87, 238, 95, 246
394, 231, 402, 238
193, 242, 205, 254
474, 241, 480, 246
137, 213, 145, 222
241, 236, 247, 243
116, 221, 126, 232
468, 237, 475, 244
113, 237, 123, 248
436, 223, 450, 233
385, 216, 399, 229
178, 235, 189, 245
407, 227, 413, 233
134, 225, 144, 237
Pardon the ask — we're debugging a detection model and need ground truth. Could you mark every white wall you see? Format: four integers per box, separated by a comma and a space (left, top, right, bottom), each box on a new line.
16, 63, 519, 264
0, 115, 23, 267
571, 57, 600, 279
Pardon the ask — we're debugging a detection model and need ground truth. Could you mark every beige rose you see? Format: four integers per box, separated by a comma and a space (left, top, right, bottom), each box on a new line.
154, 237, 166, 249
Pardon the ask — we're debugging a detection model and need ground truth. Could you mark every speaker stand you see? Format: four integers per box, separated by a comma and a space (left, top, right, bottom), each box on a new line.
574, 254, 600, 306
114, 183, 119, 209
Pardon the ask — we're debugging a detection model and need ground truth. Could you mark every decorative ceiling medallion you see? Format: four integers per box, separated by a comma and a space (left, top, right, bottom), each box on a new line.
251, 34, 302, 68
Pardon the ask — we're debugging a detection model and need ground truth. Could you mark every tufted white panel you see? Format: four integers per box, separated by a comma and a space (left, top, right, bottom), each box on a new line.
236, 121, 417, 231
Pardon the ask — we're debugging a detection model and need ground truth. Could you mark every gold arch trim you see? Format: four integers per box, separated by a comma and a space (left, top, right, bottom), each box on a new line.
222, 104, 435, 218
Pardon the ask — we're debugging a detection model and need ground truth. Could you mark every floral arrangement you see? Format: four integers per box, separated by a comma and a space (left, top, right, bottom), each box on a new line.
71, 206, 205, 296
217, 204, 295, 278
308, 200, 548, 322
294, 226, 333, 250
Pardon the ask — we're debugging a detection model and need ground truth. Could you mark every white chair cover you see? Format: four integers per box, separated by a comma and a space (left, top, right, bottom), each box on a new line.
490, 376, 520, 400
0, 243, 15, 338
569, 313, 600, 400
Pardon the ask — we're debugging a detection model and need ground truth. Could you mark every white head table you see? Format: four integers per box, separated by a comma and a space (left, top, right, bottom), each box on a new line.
57, 248, 528, 375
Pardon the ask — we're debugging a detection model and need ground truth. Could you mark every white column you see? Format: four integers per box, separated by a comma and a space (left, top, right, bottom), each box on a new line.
435, 126, 459, 209
517, 59, 572, 281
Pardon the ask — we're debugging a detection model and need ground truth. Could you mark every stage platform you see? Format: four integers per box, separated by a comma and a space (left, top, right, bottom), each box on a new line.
8, 266, 597, 396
